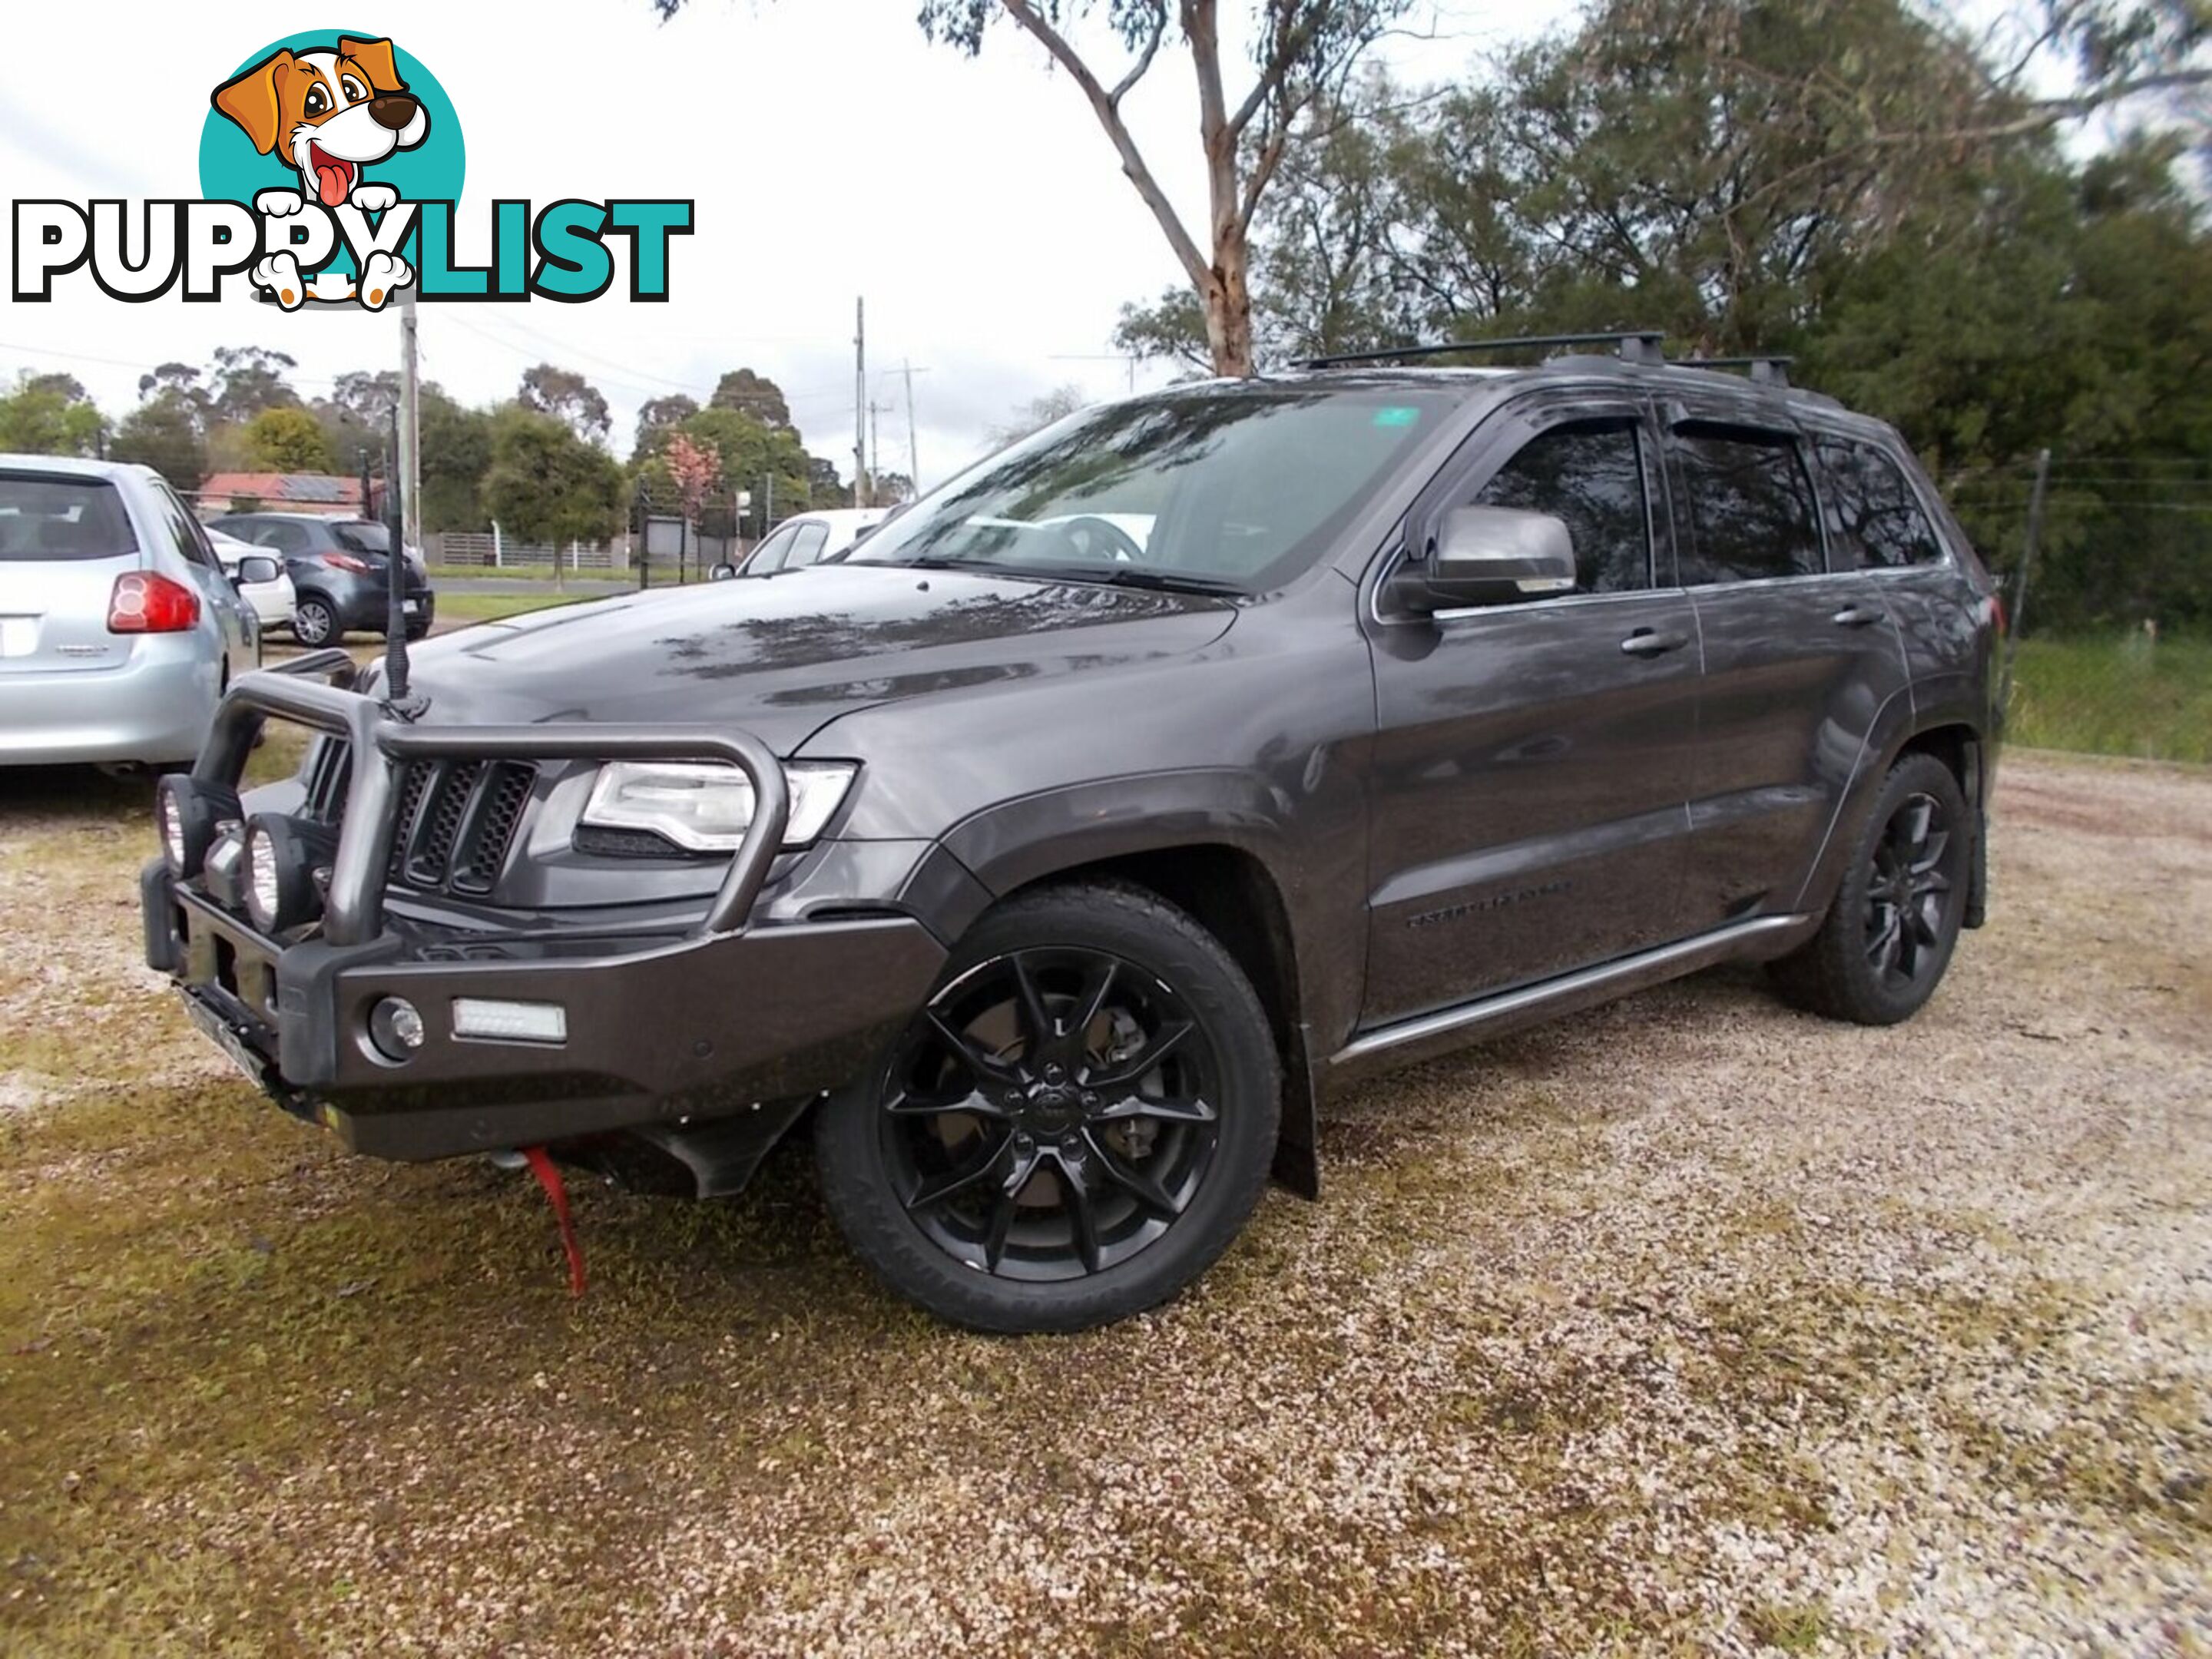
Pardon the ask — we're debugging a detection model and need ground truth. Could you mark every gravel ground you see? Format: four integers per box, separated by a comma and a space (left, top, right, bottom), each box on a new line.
0, 748, 2206, 1655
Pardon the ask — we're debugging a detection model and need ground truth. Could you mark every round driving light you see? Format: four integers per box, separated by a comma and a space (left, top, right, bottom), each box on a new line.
156, 788, 186, 871
153, 774, 240, 879
239, 813, 336, 933
244, 822, 281, 929
368, 996, 426, 1061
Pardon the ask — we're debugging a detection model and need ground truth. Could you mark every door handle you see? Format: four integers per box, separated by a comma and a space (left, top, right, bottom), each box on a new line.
1831, 604, 1881, 628
1620, 629, 1689, 657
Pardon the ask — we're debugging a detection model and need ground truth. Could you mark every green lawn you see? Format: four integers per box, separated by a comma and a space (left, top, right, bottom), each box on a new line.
434, 591, 592, 624
2008, 635, 2212, 765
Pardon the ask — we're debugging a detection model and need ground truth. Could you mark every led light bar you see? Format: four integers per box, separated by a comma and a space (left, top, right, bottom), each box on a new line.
450, 998, 568, 1045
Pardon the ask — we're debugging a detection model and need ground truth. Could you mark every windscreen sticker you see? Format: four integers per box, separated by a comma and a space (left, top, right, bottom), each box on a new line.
1372, 406, 1422, 429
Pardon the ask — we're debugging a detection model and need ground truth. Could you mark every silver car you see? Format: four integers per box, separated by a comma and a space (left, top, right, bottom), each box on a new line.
0, 457, 269, 769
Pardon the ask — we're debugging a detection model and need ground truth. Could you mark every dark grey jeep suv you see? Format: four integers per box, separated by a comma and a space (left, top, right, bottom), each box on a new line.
143, 335, 2001, 1332
209, 512, 435, 646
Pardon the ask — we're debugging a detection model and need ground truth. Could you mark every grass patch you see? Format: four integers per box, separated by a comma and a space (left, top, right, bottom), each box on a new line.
433, 591, 590, 624
2008, 634, 2212, 763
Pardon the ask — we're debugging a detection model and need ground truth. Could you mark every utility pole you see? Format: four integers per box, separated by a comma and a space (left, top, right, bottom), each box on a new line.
853, 296, 869, 510
1049, 351, 1141, 396
2005, 447, 2051, 700
398, 287, 421, 558
902, 358, 921, 491
869, 399, 891, 500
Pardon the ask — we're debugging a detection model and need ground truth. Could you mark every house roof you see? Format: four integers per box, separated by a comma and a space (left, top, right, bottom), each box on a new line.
194, 472, 363, 510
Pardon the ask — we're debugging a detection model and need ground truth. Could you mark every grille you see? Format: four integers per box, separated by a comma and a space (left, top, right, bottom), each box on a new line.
299, 737, 535, 899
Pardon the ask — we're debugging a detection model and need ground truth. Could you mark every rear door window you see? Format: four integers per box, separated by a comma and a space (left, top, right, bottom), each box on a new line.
1469, 418, 1652, 593
1671, 424, 1825, 584
257, 521, 311, 555
0, 474, 140, 561
1814, 439, 1947, 569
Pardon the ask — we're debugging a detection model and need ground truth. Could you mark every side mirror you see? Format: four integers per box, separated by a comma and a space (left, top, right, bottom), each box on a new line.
232, 555, 282, 587
707, 562, 738, 582
1397, 506, 1577, 613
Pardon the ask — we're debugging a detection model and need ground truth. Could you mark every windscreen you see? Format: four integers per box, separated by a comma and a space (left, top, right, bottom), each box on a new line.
848, 386, 1451, 592
0, 474, 139, 561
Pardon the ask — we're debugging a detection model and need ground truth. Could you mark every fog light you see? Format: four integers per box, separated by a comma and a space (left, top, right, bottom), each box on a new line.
154, 774, 240, 878
368, 996, 426, 1061
451, 998, 567, 1044
240, 813, 336, 933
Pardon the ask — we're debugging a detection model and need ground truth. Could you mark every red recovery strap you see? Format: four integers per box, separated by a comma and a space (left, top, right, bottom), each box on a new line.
521, 1146, 586, 1298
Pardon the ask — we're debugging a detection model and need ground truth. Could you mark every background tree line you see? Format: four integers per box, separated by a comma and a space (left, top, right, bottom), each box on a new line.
0, 353, 866, 551
1108, 0, 2210, 634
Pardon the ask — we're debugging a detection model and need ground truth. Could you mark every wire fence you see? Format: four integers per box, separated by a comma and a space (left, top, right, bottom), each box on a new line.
1950, 455, 2209, 766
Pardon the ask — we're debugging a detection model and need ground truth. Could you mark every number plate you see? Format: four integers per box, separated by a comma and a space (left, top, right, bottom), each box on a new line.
402, 599, 421, 615
181, 992, 271, 1088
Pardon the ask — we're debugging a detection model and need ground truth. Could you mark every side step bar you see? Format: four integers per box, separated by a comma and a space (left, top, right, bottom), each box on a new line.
1328, 913, 1813, 1088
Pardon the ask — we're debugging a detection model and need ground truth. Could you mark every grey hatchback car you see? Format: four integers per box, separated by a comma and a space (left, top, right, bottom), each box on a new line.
1, 458, 267, 769
144, 334, 2002, 1332
208, 512, 435, 646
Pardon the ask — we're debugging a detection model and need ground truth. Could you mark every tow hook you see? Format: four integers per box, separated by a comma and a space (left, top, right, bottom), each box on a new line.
518, 1146, 586, 1298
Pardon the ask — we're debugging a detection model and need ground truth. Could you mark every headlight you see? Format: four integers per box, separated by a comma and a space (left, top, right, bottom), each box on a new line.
579, 760, 855, 853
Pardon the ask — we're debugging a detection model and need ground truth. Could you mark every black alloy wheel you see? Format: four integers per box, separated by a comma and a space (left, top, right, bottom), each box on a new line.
1864, 790, 1955, 991
885, 945, 1218, 1280
1770, 751, 1972, 1025
816, 881, 1279, 1332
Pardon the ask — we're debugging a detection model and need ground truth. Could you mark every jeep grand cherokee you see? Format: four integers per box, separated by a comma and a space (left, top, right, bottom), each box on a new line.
142, 333, 2001, 1333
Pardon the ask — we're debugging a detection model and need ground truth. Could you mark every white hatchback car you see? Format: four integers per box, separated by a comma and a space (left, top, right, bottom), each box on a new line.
207, 526, 296, 631
722, 508, 890, 578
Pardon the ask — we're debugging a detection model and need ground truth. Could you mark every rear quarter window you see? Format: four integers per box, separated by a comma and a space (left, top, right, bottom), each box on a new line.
1814, 437, 1948, 569
0, 474, 140, 561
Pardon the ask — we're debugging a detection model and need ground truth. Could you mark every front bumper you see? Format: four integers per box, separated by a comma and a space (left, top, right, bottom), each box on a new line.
141, 654, 944, 1161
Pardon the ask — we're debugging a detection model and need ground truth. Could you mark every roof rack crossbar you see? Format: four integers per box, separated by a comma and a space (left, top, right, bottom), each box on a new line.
1303, 330, 1666, 369
1674, 355, 1794, 387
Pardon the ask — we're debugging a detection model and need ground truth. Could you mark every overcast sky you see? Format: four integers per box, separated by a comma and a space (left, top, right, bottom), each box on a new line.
0, 0, 1593, 487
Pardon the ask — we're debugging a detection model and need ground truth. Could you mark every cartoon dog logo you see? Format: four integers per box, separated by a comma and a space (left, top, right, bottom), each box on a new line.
211, 36, 424, 310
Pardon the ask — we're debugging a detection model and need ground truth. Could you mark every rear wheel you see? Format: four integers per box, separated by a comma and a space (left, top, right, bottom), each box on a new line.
292, 594, 341, 647
1770, 752, 1971, 1025
816, 880, 1280, 1333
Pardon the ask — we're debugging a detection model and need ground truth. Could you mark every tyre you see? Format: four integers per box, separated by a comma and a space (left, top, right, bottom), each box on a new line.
1770, 752, 1972, 1025
292, 594, 341, 647
816, 879, 1281, 1333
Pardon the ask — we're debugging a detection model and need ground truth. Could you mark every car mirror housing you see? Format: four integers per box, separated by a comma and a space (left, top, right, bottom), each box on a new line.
1397, 505, 1578, 612
707, 562, 739, 581
232, 555, 283, 588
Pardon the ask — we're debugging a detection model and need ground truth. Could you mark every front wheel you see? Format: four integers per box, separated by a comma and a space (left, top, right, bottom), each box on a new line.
1770, 752, 1972, 1025
816, 880, 1281, 1333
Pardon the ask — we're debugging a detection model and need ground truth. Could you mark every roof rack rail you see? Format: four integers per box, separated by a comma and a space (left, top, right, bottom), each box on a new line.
1302, 330, 1666, 369
1674, 355, 1794, 388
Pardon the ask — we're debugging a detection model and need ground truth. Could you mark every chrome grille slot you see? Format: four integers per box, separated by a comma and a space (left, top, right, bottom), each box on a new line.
449, 763, 536, 896
402, 760, 485, 889
295, 738, 537, 901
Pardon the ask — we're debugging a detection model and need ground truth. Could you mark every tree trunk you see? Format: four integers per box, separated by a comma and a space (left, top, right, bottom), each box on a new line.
1204, 223, 1257, 378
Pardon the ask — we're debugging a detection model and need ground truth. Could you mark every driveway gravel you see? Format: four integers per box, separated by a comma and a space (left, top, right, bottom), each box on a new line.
0, 748, 2204, 1655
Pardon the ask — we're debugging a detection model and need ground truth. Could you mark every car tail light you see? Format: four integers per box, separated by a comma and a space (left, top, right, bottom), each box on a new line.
108, 571, 200, 633
1991, 592, 2008, 636
323, 552, 371, 573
